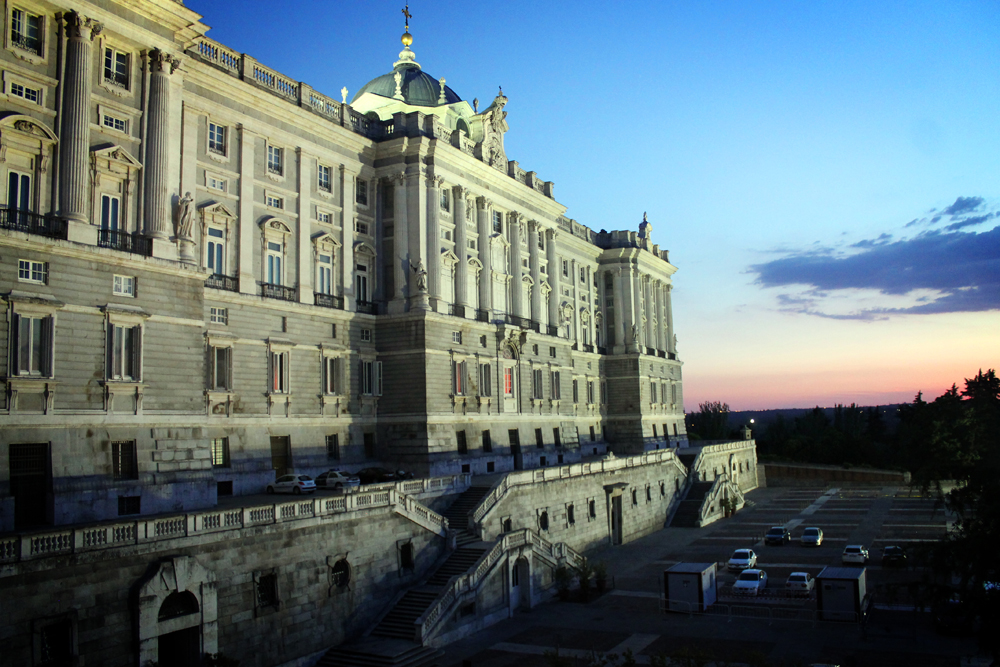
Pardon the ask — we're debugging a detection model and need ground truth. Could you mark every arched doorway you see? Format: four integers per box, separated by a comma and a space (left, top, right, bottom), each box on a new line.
157, 592, 201, 667
511, 556, 531, 612
136, 557, 218, 667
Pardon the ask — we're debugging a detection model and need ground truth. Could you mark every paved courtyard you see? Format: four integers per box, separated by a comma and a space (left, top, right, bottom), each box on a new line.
435, 484, 978, 666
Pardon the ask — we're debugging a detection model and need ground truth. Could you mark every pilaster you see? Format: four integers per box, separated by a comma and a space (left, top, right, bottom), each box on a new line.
630, 268, 643, 352
144, 49, 180, 240
476, 197, 492, 315
237, 126, 256, 295
297, 149, 312, 304
510, 212, 524, 318
546, 229, 560, 328
666, 283, 675, 355
425, 175, 442, 303
390, 172, 409, 311
340, 165, 356, 311
612, 269, 626, 354
58, 12, 101, 224
453, 187, 469, 309
527, 221, 541, 323
407, 171, 427, 303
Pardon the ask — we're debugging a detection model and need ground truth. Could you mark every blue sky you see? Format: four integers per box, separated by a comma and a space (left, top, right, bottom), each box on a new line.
190, 0, 1000, 409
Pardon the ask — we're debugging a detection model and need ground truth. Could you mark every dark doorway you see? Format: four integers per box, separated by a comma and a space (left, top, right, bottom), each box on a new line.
610, 495, 623, 545
269, 436, 290, 477
9, 443, 52, 528
363, 432, 375, 458
508, 429, 522, 470
157, 626, 200, 667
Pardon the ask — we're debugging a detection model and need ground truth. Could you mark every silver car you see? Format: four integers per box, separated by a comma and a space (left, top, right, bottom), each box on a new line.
786, 572, 815, 596
315, 469, 360, 492
801, 527, 824, 546
842, 544, 869, 565
266, 474, 317, 495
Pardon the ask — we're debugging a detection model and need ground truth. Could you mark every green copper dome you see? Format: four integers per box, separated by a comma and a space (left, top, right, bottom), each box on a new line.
352, 45, 461, 107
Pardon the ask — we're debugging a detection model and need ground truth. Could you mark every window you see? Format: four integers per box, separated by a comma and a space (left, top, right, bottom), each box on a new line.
532, 369, 543, 400
9, 81, 39, 103
102, 113, 127, 134
266, 241, 283, 285
456, 430, 467, 454
7, 170, 30, 211
209, 307, 228, 325
100, 194, 121, 230
317, 210, 331, 224
354, 220, 369, 235
318, 164, 331, 192
601, 381, 608, 404
331, 559, 350, 588
580, 267, 586, 283
208, 122, 226, 155
266, 194, 283, 209
532, 344, 539, 355
269, 350, 289, 394
504, 367, 514, 396
661, 382, 667, 404
671, 384, 677, 405
355, 178, 368, 206
255, 572, 279, 609
107, 324, 141, 381
103, 47, 129, 89
549, 346, 556, 358
651, 382, 657, 403
211, 437, 230, 467
207, 175, 227, 192
360, 360, 382, 396
118, 495, 140, 515
538, 510, 549, 531
440, 190, 450, 212
324, 357, 343, 394
452, 359, 468, 395
486, 461, 495, 473
112, 275, 135, 297
572, 379, 579, 403
492, 210, 503, 234
361, 328, 371, 342
553, 428, 561, 448
468, 239, 476, 250
567, 504, 575, 525
326, 434, 340, 460
589, 499, 597, 519
441, 229, 452, 241
207, 228, 225, 273
535, 428, 544, 448
538, 233, 545, 250
587, 380, 595, 404
317, 253, 333, 295
551, 371, 561, 399
480, 335, 488, 348
267, 145, 282, 175
10, 313, 53, 377
452, 331, 462, 344
632, 489, 638, 506
562, 260, 569, 277
355, 263, 369, 302
112, 440, 138, 480
482, 430, 492, 453
17, 259, 46, 284
10, 8, 41, 55
479, 363, 492, 397
210, 346, 230, 390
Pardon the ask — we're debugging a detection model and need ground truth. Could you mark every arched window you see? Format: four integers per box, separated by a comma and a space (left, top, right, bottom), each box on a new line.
158, 591, 199, 621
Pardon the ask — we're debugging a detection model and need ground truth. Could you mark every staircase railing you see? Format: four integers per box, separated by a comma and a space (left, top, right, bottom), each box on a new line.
696, 473, 746, 527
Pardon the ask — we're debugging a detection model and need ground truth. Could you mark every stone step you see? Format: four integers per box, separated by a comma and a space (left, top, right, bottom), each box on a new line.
318, 638, 443, 667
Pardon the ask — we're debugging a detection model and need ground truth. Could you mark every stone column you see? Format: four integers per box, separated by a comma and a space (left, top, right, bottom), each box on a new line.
425, 175, 442, 303
297, 150, 312, 304
58, 12, 102, 224
612, 268, 626, 353
546, 229, 560, 327
143, 49, 179, 239
666, 283, 675, 355
631, 269, 643, 351
510, 213, 524, 318
407, 171, 427, 304
453, 187, 469, 312
341, 166, 356, 311
477, 197, 492, 315
392, 173, 409, 304
528, 221, 541, 323
237, 126, 256, 296
655, 282, 666, 352
644, 277, 655, 350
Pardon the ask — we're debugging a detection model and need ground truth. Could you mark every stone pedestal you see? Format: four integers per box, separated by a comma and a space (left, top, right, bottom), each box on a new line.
178, 239, 196, 265
410, 293, 431, 311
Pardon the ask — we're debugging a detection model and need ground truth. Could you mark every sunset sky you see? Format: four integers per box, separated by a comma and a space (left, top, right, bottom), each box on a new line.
190, 0, 1000, 410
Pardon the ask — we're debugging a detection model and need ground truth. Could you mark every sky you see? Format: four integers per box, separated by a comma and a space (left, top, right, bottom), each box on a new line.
188, 0, 1000, 410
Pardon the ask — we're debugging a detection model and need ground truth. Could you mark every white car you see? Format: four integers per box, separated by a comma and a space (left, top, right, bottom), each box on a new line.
314, 469, 360, 492
786, 572, 815, 596
733, 569, 768, 596
727, 549, 757, 572
266, 474, 317, 495
842, 545, 869, 565
801, 527, 824, 547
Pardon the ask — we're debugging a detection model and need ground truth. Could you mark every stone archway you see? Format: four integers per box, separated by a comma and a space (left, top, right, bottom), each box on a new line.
136, 556, 217, 666
510, 554, 532, 613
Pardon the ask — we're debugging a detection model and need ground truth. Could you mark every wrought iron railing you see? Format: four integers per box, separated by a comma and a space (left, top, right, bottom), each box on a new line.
646, 347, 657, 356
205, 274, 239, 292
546, 324, 560, 337
448, 304, 465, 318
582, 343, 595, 353
596, 346, 608, 355
658, 350, 667, 358
475, 309, 490, 323
505, 314, 539, 332
356, 299, 378, 315
667, 352, 676, 360
314, 292, 344, 310
0, 208, 67, 239
97, 229, 153, 256
260, 282, 297, 302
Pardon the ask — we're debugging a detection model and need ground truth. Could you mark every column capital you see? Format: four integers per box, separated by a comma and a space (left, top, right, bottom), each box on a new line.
148, 48, 181, 75
452, 185, 469, 200
64, 12, 102, 40
392, 170, 409, 184
546, 227, 559, 241
665, 283, 673, 292
477, 196, 492, 210
527, 219, 541, 234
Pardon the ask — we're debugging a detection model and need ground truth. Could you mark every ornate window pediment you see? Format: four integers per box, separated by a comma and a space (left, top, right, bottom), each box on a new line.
441, 249, 459, 266
312, 231, 341, 250
201, 202, 235, 222
91, 143, 141, 172
0, 112, 57, 145
468, 257, 483, 274
354, 240, 376, 258
259, 216, 291, 236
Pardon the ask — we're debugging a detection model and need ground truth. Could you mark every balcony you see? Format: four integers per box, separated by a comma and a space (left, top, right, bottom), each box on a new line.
596, 346, 608, 355
98, 229, 153, 257
315, 292, 344, 310
582, 343, 595, 353
657, 350, 667, 359
505, 314, 539, 332
205, 274, 239, 292
260, 282, 297, 302
667, 351, 677, 360
546, 324, 560, 337
645, 347, 657, 356
0, 208, 67, 240
475, 309, 490, 323
448, 304, 466, 318
356, 299, 378, 315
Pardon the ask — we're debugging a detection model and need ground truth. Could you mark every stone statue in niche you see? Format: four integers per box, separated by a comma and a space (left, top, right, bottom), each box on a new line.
176, 192, 194, 239
631, 324, 640, 343
411, 260, 428, 292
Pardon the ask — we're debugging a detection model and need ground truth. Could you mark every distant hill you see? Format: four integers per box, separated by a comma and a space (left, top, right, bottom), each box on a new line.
727, 405, 905, 435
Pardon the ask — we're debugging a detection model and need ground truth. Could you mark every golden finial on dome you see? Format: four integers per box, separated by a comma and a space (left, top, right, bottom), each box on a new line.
401, 5, 413, 46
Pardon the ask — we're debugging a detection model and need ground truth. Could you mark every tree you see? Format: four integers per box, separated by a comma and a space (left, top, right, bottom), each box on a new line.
686, 401, 731, 440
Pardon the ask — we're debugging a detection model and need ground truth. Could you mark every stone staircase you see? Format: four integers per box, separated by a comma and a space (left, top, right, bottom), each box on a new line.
670, 481, 715, 527
440, 485, 491, 546
316, 637, 443, 667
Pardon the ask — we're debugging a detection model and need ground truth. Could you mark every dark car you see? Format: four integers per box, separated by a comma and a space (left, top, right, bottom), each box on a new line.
881, 545, 907, 567
764, 526, 791, 545
355, 467, 397, 485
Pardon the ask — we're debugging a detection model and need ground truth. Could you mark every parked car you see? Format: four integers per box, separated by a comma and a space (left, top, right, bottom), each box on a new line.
800, 527, 824, 547
765, 526, 791, 545
266, 474, 316, 495
355, 467, 398, 485
881, 545, 907, 567
733, 569, 768, 596
315, 469, 360, 492
727, 549, 757, 572
785, 572, 815, 596
842, 544, 869, 565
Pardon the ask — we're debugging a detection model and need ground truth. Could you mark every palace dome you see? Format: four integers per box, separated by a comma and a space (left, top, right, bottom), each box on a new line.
352, 43, 461, 108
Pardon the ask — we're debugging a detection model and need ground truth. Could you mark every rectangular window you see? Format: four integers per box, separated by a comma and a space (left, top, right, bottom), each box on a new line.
208, 122, 226, 155
580, 267, 586, 283
211, 437, 230, 467
318, 164, 331, 192
100, 194, 121, 230
207, 227, 225, 273
553, 428, 561, 448
209, 307, 228, 325
532, 369, 543, 400
479, 363, 492, 397
266, 194, 283, 209
354, 220, 370, 235
452, 331, 462, 344
256, 572, 279, 609
551, 371, 561, 399
113, 274, 135, 297
549, 346, 556, 358
562, 260, 569, 277
112, 440, 138, 480
361, 328, 371, 342
572, 379, 579, 403
452, 359, 468, 395
317, 254, 333, 295
504, 367, 514, 396
601, 381, 608, 404
7, 170, 30, 211
535, 428, 544, 448
440, 190, 450, 212
671, 384, 677, 405
441, 229, 452, 241
482, 429, 492, 453
492, 210, 503, 234
589, 499, 596, 519
269, 351, 289, 393
267, 145, 282, 175
468, 239, 476, 250
651, 382, 657, 403
361, 360, 382, 396
210, 346, 230, 390
317, 210, 331, 224
567, 503, 575, 525
587, 380, 595, 404
207, 175, 227, 192
11, 313, 52, 377
324, 356, 342, 394
118, 495, 140, 515
107, 324, 141, 381
590, 426, 596, 441
538, 233, 545, 250
103, 47, 129, 89
326, 434, 340, 460
10, 8, 41, 55
456, 430, 467, 454
17, 259, 46, 284
355, 178, 368, 206
9, 81, 39, 103
266, 241, 282, 285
